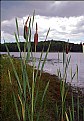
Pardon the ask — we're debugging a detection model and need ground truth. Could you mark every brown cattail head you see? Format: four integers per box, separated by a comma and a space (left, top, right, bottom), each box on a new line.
24, 16, 29, 39
34, 22, 38, 45
34, 33, 38, 46
24, 26, 28, 39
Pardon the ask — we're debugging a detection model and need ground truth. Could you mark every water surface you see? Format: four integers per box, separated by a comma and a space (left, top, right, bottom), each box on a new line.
1, 52, 84, 89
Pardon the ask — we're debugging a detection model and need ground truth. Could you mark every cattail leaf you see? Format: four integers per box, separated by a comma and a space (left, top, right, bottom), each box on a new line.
42, 81, 49, 102
69, 107, 73, 121
13, 92, 20, 121
8, 69, 12, 85
23, 66, 27, 102
14, 32, 21, 52
18, 94, 25, 121
37, 81, 49, 121
72, 93, 74, 121
31, 68, 35, 121
45, 28, 50, 41
15, 18, 19, 38
63, 90, 68, 103
71, 66, 72, 82
68, 55, 71, 65
40, 41, 51, 78
76, 64, 78, 82
32, 10, 35, 28
77, 95, 79, 121
25, 68, 31, 99
34, 89, 39, 111
35, 49, 44, 82
29, 17, 31, 34
72, 72, 76, 80
65, 112, 69, 121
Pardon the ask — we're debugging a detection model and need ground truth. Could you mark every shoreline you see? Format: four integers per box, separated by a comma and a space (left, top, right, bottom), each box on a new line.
43, 71, 84, 94
39, 70, 84, 95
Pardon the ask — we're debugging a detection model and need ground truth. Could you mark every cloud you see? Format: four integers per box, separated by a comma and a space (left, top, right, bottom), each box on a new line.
1, 1, 84, 21
1, 31, 15, 43
1, 15, 84, 44
70, 16, 84, 34
1, 17, 25, 36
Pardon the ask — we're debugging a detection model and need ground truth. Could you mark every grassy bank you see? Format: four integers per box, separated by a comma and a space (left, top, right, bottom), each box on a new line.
1, 54, 84, 121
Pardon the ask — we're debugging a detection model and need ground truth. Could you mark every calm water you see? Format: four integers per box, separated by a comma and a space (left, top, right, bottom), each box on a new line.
1, 52, 84, 89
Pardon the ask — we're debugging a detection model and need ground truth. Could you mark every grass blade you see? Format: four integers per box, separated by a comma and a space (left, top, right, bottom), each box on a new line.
35, 49, 44, 82
65, 112, 69, 121
32, 10, 35, 28
37, 81, 50, 121
15, 18, 19, 38
45, 28, 50, 41
13, 92, 20, 121
14, 32, 21, 52
40, 41, 51, 78
77, 95, 79, 121
76, 64, 78, 82
69, 107, 72, 121
72, 93, 74, 121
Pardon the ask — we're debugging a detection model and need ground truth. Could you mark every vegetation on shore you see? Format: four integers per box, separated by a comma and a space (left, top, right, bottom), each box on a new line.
1, 54, 84, 121
0, 40, 83, 52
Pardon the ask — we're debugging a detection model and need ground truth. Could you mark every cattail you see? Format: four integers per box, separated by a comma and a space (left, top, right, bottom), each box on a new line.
34, 22, 38, 46
24, 16, 29, 39
34, 33, 38, 46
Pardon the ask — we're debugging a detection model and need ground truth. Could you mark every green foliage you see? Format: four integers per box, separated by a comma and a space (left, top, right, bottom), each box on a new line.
0, 40, 83, 52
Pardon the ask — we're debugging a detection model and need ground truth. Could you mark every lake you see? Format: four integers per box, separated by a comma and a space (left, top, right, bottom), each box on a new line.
1, 52, 84, 89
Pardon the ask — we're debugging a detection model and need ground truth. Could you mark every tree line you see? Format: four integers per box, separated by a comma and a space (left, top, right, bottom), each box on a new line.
0, 40, 83, 52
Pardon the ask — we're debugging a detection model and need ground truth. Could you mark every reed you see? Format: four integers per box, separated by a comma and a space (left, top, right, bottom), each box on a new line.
56, 52, 83, 121
5, 11, 50, 121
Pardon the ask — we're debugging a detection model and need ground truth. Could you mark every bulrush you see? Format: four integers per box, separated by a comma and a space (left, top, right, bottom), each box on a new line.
34, 22, 38, 46
24, 16, 29, 39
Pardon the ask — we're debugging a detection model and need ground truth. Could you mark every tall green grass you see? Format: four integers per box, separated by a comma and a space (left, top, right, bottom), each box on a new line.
4, 11, 51, 121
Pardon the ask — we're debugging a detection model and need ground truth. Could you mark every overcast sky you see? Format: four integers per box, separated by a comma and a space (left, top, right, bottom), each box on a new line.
1, 1, 84, 44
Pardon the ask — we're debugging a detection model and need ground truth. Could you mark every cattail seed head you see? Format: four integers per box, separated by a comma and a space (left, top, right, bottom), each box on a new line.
34, 22, 38, 45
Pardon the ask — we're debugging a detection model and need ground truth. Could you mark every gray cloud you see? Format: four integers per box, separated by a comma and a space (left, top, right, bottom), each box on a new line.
71, 27, 84, 34
50, 1, 84, 17
1, 1, 84, 21
1, 1, 53, 21
1, 24, 24, 36
77, 18, 84, 28
71, 17, 84, 34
